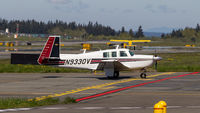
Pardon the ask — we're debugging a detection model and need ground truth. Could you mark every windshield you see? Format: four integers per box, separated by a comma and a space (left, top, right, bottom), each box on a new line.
129, 51, 134, 56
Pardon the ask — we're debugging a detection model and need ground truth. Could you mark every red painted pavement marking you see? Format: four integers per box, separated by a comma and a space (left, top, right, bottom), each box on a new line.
76, 72, 199, 102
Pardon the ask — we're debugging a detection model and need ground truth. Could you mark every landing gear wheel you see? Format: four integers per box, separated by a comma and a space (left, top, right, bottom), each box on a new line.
113, 71, 119, 78
140, 73, 147, 79
140, 68, 147, 79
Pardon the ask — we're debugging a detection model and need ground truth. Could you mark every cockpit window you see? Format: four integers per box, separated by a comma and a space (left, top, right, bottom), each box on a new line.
120, 51, 128, 57
112, 51, 117, 57
129, 51, 134, 56
103, 52, 109, 57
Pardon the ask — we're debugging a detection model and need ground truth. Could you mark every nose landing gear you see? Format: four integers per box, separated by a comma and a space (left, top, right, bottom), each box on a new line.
140, 68, 147, 79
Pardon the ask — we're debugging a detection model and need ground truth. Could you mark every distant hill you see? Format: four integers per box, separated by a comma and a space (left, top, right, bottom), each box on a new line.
146, 27, 175, 33
143, 32, 163, 37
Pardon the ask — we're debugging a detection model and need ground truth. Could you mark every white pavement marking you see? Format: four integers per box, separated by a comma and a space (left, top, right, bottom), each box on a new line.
3, 109, 19, 112
146, 107, 154, 109
167, 106, 182, 109
0, 110, 6, 113
0, 108, 32, 112
186, 106, 200, 108
110, 107, 142, 110
75, 107, 105, 110
42, 107, 67, 110
16, 108, 32, 111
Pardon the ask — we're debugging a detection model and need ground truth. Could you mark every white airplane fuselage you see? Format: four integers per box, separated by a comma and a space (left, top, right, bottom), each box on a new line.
38, 36, 161, 78
58, 48, 154, 71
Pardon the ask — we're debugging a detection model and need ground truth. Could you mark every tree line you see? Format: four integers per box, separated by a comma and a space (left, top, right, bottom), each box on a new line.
0, 18, 144, 38
161, 24, 200, 39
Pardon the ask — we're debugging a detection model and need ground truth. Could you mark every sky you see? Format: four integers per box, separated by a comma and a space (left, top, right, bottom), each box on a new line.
0, 0, 200, 33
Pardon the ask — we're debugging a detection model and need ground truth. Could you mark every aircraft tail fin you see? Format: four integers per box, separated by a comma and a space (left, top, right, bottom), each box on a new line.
38, 36, 60, 64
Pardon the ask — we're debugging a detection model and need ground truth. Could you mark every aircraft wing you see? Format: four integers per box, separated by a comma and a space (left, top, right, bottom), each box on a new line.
94, 59, 129, 71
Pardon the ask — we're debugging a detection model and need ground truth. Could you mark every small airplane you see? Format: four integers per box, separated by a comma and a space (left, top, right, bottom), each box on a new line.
38, 36, 162, 79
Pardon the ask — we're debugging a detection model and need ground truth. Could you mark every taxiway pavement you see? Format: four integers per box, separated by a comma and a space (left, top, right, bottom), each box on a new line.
1, 72, 200, 113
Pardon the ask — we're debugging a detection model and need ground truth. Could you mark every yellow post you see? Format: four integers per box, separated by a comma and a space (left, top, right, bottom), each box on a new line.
123, 43, 127, 48
6, 42, 10, 47
10, 42, 14, 47
106, 42, 111, 45
158, 101, 167, 113
154, 103, 163, 113
185, 45, 191, 47
82, 43, 91, 50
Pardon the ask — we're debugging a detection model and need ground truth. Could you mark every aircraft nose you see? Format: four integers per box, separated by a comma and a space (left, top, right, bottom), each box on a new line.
153, 56, 162, 61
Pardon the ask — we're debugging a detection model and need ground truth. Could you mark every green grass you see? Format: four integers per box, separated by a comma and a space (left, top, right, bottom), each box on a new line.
63, 97, 77, 104
0, 97, 76, 109
157, 53, 200, 72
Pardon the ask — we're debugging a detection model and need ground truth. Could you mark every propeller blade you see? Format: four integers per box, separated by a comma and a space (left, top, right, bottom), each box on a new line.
155, 60, 158, 70
154, 49, 159, 70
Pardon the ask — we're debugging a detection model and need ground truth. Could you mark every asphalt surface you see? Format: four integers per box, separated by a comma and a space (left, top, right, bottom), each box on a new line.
1, 72, 200, 113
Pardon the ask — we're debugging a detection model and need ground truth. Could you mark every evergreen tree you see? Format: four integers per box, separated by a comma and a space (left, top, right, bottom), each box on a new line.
129, 29, 134, 37
171, 30, 176, 37
135, 26, 144, 38
191, 37, 196, 43
161, 33, 165, 38
171, 29, 183, 38
121, 26, 125, 33
0, 18, 116, 36
196, 24, 200, 32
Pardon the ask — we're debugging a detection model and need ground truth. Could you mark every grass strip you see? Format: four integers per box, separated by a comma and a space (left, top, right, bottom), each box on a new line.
156, 53, 200, 72
0, 97, 76, 109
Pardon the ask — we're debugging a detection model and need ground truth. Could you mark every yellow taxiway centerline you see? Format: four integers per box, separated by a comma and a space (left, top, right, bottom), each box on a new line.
30, 72, 175, 101
147, 72, 175, 78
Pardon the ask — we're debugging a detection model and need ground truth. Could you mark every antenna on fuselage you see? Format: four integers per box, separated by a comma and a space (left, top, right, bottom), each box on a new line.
114, 45, 119, 49
81, 49, 87, 53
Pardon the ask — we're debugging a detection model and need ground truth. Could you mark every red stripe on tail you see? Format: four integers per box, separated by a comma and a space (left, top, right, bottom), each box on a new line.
38, 36, 56, 64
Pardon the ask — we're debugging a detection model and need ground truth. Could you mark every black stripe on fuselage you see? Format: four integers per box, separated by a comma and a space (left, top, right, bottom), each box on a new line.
90, 58, 152, 64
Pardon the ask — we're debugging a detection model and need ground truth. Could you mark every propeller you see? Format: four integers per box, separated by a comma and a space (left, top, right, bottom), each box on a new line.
153, 49, 162, 71
154, 49, 158, 70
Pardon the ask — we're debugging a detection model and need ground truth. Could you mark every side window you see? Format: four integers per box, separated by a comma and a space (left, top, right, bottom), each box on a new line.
112, 51, 117, 57
120, 51, 128, 57
103, 52, 109, 58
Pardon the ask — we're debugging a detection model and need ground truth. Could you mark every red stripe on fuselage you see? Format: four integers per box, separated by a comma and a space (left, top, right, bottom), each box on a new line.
118, 59, 150, 62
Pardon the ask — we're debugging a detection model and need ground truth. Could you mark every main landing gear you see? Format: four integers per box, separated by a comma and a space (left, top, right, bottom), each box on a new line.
140, 68, 147, 79
113, 71, 119, 78
106, 70, 119, 79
